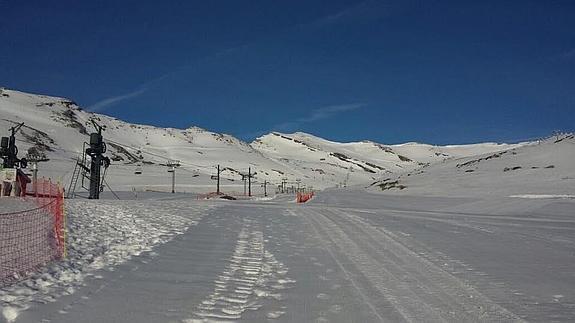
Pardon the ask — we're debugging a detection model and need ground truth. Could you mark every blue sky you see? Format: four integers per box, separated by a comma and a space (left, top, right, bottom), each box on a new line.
1, 0, 574, 144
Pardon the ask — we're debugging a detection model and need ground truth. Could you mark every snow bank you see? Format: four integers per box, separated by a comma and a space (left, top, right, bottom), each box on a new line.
0, 199, 212, 322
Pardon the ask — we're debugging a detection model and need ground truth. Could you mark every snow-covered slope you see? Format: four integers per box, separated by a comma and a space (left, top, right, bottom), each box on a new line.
0, 88, 527, 194
251, 132, 521, 187
369, 134, 575, 197
0, 88, 293, 194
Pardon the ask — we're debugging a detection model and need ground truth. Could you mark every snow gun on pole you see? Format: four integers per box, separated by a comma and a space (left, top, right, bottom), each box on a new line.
86, 120, 110, 199
0, 122, 28, 169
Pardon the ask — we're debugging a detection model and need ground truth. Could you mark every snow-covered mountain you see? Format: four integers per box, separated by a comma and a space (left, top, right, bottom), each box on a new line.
251, 132, 522, 187
0, 88, 290, 194
0, 88, 525, 194
368, 134, 575, 198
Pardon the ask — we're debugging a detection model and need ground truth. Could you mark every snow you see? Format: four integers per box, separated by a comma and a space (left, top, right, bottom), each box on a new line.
369, 134, 575, 198
1, 307, 18, 323
0, 199, 212, 322
6, 191, 573, 322
251, 131, 520, 188
0, 88, 308, 193
2, 88, 575, 322
190, 224, 292, 321
0, 88, 525, 193
510, 194, 575, 199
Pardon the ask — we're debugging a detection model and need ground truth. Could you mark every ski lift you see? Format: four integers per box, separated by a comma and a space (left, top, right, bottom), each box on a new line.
134, 166, 142, 175
166, 160, 179, 173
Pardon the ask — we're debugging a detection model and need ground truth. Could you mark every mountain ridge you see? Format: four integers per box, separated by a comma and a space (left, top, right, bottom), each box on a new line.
0, 87, 525, 193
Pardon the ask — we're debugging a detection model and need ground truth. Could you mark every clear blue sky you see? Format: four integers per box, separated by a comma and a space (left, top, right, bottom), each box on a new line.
1, 0, 574, 144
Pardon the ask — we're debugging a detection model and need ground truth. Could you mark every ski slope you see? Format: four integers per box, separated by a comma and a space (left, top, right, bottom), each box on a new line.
3, 189, 574, 322
1, 88, 522, 194
369, 134, 575, 198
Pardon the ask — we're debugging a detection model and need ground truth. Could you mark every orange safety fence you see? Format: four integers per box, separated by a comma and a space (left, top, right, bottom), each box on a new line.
296, 191, 314, 203
0, 178, 66, 286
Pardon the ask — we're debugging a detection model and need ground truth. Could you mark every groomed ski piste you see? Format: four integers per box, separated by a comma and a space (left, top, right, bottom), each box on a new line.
1, 89, 574, 322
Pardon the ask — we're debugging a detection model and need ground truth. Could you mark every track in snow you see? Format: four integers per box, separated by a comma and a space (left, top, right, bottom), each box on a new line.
189, 219, 293, 321
8, 193, 575, 322
298, 207, 524, 322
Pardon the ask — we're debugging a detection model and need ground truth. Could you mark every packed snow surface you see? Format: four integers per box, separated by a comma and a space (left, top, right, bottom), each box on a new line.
510, 194, 575, 199
1, 186, 573, 322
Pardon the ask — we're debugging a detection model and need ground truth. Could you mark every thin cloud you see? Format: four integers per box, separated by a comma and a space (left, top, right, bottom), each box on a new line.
87, 44, 249, 112
294, 1, 372, 30
548, 48, 575, 62
86, 2, 378, 113
87, 87, 147, 112
273, 103, 366, 132
561, 48, 575, 59
239, 103, 365, 141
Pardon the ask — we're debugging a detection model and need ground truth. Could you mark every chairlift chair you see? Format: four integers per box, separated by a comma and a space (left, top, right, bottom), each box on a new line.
134, 166, 142, 175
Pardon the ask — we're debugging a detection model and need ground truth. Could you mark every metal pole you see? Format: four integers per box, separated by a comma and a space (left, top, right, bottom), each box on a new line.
32, 161, 38, 196
87, 124, 105, 200
264, 180, 267, 197
217, 164, 220, 195
171, 166, 175, 193
89, 154, 101, 199
248, 167, 251, 197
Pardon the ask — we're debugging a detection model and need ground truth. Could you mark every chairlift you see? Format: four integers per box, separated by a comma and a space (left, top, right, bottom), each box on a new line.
134, 166, 142, 175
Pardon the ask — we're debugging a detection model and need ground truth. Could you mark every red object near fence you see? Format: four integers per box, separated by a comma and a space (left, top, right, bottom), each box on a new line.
0, 178, 65, 286
297, 191, 314, 203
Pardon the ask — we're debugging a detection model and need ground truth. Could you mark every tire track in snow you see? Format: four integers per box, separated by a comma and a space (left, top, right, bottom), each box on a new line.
335, 209, 575, 321
329, 208, 526, 322
301, 207, 525, 323
186, 220, 293, 322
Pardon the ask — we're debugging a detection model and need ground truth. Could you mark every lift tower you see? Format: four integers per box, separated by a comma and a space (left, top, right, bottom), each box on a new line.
85, 120, 108, 199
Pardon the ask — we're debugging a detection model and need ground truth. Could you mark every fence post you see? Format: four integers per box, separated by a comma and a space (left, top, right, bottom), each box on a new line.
49, 179, 54, 215
61, 183, 67, 258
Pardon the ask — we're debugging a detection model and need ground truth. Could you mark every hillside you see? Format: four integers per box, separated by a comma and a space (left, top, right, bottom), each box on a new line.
0, 88, 524, 195
368, 134, 575, 198
252, 132, 522, 187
